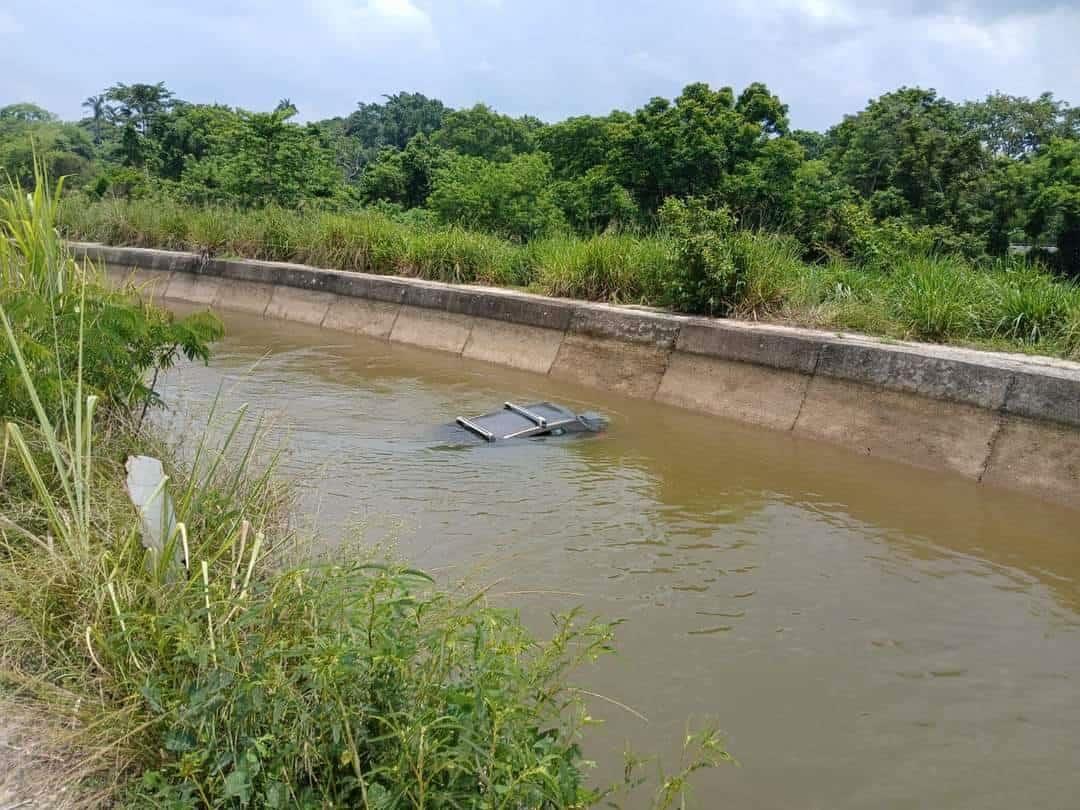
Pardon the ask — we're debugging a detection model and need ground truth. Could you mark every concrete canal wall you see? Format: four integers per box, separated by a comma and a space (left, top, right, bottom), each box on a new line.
72, 242, 1080, 506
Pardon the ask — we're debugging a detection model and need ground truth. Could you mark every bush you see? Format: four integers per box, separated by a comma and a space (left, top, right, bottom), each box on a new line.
657, 198, 743, 316
428, 153, 566, 242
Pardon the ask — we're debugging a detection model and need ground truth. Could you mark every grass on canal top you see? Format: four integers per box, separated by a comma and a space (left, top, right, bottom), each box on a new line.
59, 195, 1080, 362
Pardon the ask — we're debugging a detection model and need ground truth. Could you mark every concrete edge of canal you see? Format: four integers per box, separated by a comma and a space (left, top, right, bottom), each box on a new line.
71, 241, 1080, 507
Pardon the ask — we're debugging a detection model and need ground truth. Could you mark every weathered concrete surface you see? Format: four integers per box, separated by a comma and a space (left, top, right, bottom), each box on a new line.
102, 262, 171, 295
212, 278, 276, 315
656, 352, 810, 430
265, 286, 334, 325
676, 318, 822, 374
462, 320, 564, 374
323, 296, 401, 339
551, 334, 670, 399
982, 417, 1080, 503
70, 242, 1080, 506
793, 376, 1000, 478
165, 272, 221, 305
390, 307, 473, 354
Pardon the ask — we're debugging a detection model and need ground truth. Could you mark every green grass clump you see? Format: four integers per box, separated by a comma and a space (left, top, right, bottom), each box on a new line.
530, 233, 668, 303
405, 225, 521, 285
890, 254, 985, 341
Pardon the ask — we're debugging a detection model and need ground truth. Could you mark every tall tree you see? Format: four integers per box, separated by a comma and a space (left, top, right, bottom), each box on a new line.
105, 82, 176, 135
81, 95, 107, 144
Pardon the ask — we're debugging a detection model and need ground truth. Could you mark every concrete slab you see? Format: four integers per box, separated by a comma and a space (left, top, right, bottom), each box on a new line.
212, 279, 276, 315
462, 320, 565, 374
656, 352, 810, 430
323, 296, 401, 339
981, 417, 1080, 506
264, 286, 334, 325
793, 375, 999, 479
568, 304, 681, 348
676, 319, 822, 373
390, 307, 472, 354
550, 334, 669, 398
164, 272, 221, 305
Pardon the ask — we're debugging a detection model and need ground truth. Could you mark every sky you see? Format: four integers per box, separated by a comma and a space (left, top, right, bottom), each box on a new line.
1, 0, 1078, 131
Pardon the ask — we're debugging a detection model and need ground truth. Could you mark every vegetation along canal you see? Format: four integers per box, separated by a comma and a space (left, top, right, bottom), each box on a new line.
160, 305, 1080, 809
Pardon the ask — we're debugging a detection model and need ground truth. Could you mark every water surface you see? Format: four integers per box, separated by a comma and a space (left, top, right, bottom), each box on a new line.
160, 307, 1080, 809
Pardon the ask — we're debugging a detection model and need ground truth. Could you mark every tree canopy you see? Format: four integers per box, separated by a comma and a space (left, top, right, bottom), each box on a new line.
3, 80, 1079, 275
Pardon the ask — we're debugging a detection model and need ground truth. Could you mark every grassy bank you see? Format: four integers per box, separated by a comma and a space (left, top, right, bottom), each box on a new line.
4, 175, 728, 806
59, 196, 1080, 361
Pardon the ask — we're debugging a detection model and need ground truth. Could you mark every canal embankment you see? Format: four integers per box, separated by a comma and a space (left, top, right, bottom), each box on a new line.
72, 241, 1080, 506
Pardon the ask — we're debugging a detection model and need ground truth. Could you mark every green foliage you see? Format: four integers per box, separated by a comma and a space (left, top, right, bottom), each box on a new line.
433, 104, 537, 162
656, 197, 744, 315
0, 168, 221, 424
890, 254, 985, 340
0, 103, 95, 188
1024, 138, 1080, 277
60, 195, 1080, 358
345, 91, 448, 151
960, 91, 1078, 159
429, 153, 566, 241
824, 87, 989, 239
194, 107, 345, 207
530, 233, 673, 302
359, 134, 450, 209
551, 167, 639, 234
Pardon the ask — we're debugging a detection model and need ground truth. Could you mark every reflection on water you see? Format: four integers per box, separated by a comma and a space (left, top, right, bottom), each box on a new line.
159, 306, 1080, 809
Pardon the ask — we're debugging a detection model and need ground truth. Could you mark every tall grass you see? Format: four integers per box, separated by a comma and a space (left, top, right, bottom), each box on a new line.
58, 195, 1080, 359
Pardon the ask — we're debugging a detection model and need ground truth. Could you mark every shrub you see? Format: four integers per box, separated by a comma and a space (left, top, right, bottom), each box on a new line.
657, 197, 742, 315
428, 153, 566, 242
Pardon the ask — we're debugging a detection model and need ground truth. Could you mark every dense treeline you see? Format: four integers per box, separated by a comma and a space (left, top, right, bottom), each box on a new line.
2, 81, 1078, 276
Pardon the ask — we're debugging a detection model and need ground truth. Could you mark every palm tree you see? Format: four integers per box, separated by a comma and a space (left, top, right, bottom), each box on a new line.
81, 94, 107, 144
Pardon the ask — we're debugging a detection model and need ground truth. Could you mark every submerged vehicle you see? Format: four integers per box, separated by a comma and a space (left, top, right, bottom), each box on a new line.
455, 401, 607, 442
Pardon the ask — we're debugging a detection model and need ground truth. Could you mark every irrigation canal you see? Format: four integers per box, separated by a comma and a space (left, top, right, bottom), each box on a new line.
159, 305, 1080, 809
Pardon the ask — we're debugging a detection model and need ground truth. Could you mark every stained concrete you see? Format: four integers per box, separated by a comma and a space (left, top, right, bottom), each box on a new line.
212, 279, 276, 315
551, 334, 670, 399
71, 242, 1080, 506
793, 376, 1000, 479
390, 307, 473, 354
264, 286, 334, 325
981, 417, 1080, 504
462, 320, 564, 374
322, 296, 401, 339
656, 352, 810, 430
164, 272, 221, 306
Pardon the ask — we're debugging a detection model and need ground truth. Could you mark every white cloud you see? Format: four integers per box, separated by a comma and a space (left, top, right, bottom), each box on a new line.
309, 0, 437, 47
0, 10, 23, 34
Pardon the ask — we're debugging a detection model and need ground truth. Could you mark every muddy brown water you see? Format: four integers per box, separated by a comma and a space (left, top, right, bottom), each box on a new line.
159, 306, 1080, 809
